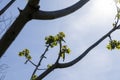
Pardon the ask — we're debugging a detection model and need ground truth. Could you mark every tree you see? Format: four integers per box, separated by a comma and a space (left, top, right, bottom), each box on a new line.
0, 0, 89, 79
0, 0, 120, 80
0, 0, 89, 57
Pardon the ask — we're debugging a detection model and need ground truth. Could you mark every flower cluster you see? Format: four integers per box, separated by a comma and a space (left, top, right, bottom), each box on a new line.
106, 40, 120, 50
60, 45, 71, 61
32, 74, 38, 80
18, 49, 32, 60
45, 32, 65, 48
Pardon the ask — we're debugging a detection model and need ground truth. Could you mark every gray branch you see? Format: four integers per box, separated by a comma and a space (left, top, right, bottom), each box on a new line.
0, 0, 89, 58
32, 0, 89, 20
0, 0, 15, 15
35, 26, 118, 80
57, 27, 118, 68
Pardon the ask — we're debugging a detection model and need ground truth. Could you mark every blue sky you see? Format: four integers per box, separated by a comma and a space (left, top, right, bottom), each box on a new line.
1, 0, 120, 80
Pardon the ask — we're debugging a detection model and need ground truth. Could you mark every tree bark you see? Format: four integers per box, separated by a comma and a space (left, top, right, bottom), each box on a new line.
0, 0, 89, 57
0, 11, 31, 57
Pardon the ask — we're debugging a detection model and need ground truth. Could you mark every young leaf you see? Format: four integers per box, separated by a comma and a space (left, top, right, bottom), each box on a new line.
32, 74, 38, 80
27, 55, 32, 60
47, 64, 52, 68
66, 48, 71, 54
59, 32, 65, 38
60, 53, 65, 61
106, 44, 112, 50
18, 52, 24, 56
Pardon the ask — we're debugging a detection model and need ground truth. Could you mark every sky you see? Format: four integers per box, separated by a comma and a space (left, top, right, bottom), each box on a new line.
1, 0, 120, 80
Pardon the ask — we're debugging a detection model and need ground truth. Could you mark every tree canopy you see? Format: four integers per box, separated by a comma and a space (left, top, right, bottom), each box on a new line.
1, 0, 120, 80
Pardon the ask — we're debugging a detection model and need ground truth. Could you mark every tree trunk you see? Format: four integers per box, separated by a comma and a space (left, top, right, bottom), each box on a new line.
0, 0, 89, 57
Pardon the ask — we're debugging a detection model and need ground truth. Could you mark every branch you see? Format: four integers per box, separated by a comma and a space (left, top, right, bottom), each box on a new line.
0, 0, 15, 15
0, 11, 31, 57
28, 60, 37, 67
30, 45, 49, 80
0, 0, 89, 58
0, 0, 40, 58
56, 41, 62, 63
35, 25, 120, 80
35, 64, 57, 80
57, 27, 119, 68
32, 0, 89, 20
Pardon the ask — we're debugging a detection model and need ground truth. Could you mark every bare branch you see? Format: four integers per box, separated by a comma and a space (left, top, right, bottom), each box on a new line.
0, 0, 15, 15
0, 0, 89, 58
27, 60, 37, 67
32, 0, 89, 20
0, 12, 31, 57
35, 25, 120, 80
35, 64, 57, 80
55, 41, 62, 63
30, 45, 49, 80
57, 27, 118, 68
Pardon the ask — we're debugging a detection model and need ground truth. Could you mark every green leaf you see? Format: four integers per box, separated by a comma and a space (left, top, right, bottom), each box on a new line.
106, 40, 120, 50
47, 64, 52, 68
106, 44, 112, 50
32, 74, 38, 80
18, 52, 24, 56
25, 49, 30, 54
26, 55, 32, 60
45, 36, 48, 40
52, 42, 57, 46
60, 53, 65, 61
62, 45, 67, 49
116, 12, 120, 19
112, 23, 115, 27
59, 32, 65, 38
66, 48, 71, 54
116, 45, 120, 49
54, 35, 59, 41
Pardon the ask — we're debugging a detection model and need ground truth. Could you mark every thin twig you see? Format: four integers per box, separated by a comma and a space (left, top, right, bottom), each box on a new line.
37, 68, 47, 70
56, 40, 62, 63
108, 35, 112, 41
28, 60, 37, 67
0, 0, 15, 15
35, 25, 120, 80
30, 45, 49, 80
